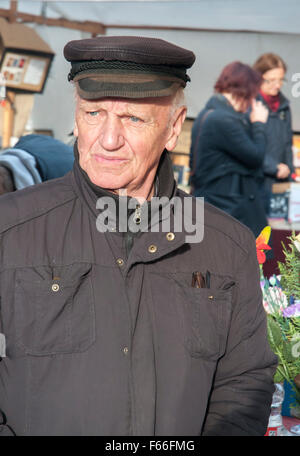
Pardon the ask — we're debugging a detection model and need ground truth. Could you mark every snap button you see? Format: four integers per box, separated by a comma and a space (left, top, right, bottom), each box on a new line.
123, 347, 129, 355
52, 283, 60, 292
148, 244, 157, 254
166, 232, 175, 241
208, 295, 214, 300
116, 258, 124, 267
249, 194, 255, 201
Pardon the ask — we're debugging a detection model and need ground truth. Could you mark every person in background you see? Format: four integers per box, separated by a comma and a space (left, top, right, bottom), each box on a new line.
190, 61, 269, 237
0, 134, 74, 195
253, 53, 294, 212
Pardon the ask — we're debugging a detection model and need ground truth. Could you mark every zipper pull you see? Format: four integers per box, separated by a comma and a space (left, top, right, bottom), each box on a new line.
133, 204, 141, 225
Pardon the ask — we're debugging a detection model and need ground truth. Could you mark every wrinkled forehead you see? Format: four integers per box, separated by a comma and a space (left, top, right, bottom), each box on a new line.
76, 94, 174, 107
75, 95, 176, 119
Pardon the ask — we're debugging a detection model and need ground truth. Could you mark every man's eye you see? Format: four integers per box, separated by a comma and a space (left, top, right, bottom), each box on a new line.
88, 111, 99, 117
130, 116, 141, 123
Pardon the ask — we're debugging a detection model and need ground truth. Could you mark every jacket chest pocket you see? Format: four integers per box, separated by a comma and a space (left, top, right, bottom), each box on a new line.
179, 286, 232, 361
14, 263, 95, 356
149, 272, 233, 362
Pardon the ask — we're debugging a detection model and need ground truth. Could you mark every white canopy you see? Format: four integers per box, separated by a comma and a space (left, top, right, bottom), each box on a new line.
1, 0, 300, 141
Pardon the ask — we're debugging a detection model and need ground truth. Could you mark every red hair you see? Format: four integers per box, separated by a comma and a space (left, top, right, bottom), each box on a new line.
214, 61, 262, 107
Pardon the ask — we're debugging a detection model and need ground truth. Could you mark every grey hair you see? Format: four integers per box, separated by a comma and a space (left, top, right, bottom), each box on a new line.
167, 87, 186, 127
172, 87, 185, 110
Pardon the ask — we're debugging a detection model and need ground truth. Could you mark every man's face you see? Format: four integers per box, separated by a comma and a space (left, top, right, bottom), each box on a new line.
74, 95, 186, 199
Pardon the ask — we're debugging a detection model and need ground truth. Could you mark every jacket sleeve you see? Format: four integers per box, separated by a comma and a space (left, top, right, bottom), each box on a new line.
283, 107, 295, 175
262, 150, 279, 177
201, 234, 278, 436
190, 111, 206, 174
0, 343, 16, 434
189, 116, 200, 171
0, 258, 16, 436
214, 116, 266, 169
263, 107, 295, 178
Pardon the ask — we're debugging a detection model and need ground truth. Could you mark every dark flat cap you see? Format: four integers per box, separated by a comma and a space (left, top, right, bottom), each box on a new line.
64, 36, 195, 99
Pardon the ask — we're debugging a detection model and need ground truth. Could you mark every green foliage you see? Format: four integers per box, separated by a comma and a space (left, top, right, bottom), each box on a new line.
278, 234, 300, 302
267, 315, 300, 384
264, 233, 300, 401
267, 316, 283, 350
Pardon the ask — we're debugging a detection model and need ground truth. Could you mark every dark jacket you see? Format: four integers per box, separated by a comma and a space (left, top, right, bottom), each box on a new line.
256, 92, 294, 193
190, 94, 268, 237
14, 134, 74, 181
0, 147, 277, 436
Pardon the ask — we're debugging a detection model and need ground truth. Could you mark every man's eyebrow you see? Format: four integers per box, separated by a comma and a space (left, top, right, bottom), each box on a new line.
125, 109, 143, 117
125, 105, 152, 118
79, 102, 102, 110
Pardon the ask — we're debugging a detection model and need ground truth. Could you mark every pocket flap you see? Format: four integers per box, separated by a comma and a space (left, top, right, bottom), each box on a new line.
14, 263, 95, 356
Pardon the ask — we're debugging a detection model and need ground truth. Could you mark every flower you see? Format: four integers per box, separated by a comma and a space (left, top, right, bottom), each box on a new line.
261, 277, 288, 315
260, 231, 300, 400
283, 301, 300, 318
256, 226, 272, 264
293, 233, 300, 253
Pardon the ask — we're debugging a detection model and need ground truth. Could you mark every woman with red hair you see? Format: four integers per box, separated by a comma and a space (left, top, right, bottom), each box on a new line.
190, 61, 269, 236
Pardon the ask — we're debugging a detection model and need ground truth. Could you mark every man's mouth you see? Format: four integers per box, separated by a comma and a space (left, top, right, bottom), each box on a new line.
92, 154, 129, 164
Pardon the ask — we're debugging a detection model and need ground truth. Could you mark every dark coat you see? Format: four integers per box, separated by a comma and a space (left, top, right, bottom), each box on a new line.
0, 148, 277, 436
256, 92, 294, 193
14, 134, 74, 181
190, 94, 268, 237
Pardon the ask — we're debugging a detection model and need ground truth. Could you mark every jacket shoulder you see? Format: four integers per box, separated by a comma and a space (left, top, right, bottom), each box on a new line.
177, 189, 256, 256
203, 109, 243, 136
203, 199, 256, 254
0, 172, 76, 234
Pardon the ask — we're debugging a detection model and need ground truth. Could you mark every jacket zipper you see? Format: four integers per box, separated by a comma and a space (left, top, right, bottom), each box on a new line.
125, 204, 141, 258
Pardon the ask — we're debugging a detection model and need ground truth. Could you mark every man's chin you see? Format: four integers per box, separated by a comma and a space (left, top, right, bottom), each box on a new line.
89, 176, 126, 194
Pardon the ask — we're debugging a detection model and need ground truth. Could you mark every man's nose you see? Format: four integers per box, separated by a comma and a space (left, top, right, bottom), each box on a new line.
98, 115, 125, 150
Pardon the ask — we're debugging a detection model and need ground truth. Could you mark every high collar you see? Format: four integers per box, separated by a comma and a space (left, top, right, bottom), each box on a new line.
259, 90, 280, 112
257, 90, 289, 112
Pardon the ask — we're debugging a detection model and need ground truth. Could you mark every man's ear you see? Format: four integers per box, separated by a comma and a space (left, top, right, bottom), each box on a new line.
165, 106, 187, 152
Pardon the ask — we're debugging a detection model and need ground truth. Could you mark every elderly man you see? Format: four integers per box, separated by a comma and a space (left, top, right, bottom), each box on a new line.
0, 36, 276, 436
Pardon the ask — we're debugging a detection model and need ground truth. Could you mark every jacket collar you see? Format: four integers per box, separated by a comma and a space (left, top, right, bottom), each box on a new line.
257, 91, 289, 111
205, 94, 247, 119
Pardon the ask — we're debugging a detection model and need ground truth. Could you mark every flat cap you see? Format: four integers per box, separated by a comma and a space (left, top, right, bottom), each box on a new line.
64, 35, 195, 99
